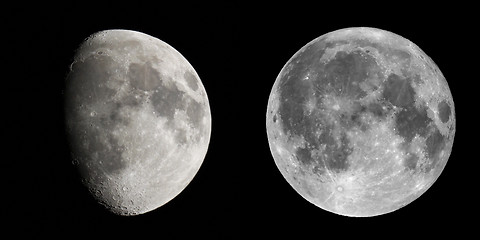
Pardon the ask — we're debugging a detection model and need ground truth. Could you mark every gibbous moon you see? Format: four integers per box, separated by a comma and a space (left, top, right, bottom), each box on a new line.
266, 27, 455, 217
65, 30, 211, 216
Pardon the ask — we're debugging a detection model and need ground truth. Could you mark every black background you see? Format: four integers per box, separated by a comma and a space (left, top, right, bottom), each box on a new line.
4, 2, 472, 237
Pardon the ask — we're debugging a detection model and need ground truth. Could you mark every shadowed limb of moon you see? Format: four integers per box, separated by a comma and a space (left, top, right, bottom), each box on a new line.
266, 27, 455, 217
65, 30, 211, 216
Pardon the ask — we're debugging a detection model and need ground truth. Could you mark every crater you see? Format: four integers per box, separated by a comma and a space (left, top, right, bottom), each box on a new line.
437, 100, 451, 123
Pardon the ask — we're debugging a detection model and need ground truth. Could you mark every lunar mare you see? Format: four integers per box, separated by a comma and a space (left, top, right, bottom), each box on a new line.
266, 27, 455, 217
65, 30, 211, 216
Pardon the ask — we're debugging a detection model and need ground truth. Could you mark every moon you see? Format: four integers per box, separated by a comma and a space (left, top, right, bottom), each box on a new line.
266, 27, 455, 217
64, 30, 211, 216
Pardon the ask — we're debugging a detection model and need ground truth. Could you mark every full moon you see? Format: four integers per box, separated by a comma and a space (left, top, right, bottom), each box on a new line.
266, 27, 455, 217
65, 30, 211, 216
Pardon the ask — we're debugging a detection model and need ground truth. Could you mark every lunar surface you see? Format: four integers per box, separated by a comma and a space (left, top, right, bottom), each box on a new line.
65, 30, 211, 216
266, 27, 455, 217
